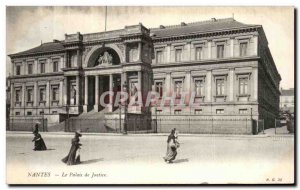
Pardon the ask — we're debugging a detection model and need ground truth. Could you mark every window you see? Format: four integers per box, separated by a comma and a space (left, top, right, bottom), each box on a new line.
216, 79, 225, 95
52, 111, 58, 114
174, 110, 181, 115
239, 77, 248, 95
155, 81, 163, 98
40, 62, 45, 73
175, 49, 182, 62
15, 89, 21, 102
194, 109, 202, 114
156, 110, 162, 115
53, 61, 58, 72
174, 80, 183, 98
239, 109, 248, 114
16, 65, 21, 75
52, 87, 59, 101
27, 89, 33, 102
195, 79, 205, 97
39, 88, 46, 101
217, 44, 224, 58
28, 64, 33, 74
195, 47, 203, 60
240, 42, 248, 57
156, 51, 164, 63
216, 109, 224, 114
40, 111, 44, 115
15, 112, 20, 116
27, 111, 32, 116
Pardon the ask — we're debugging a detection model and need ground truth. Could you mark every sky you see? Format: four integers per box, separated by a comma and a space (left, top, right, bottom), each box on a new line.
6, 6, 294, 89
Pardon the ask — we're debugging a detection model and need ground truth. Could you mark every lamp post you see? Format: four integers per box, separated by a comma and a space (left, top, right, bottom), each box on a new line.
123, 81, 128, 134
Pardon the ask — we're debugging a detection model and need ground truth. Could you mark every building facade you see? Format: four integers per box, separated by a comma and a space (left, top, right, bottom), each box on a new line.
280, 88, 294, 113
7, 18, 281, 133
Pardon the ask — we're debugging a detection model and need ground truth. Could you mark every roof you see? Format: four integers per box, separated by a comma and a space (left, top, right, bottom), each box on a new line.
281, 88, 294, 96
9, 41, 65, 57
150, 18, 258, 38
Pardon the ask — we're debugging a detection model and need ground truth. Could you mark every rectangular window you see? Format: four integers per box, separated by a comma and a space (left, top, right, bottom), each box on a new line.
239, 109, 248, 114
195, 47, 203, 60
52, 87, 59, 101
28, 64, 33, 74
52, 111, 58, 114
194, 109, 203, 114
195, 79, 205, 97
16, 65, 21, 75
39, 88, 46, 101
53, 61, 58, 72
27, 111, 32, 116
15, 112, 20, 116
40, 111, 44, 115
175, 49, 182, 62
174, 80, 183, 98
27, 89, 33, 102
174, 110, 181, 115
216, 109, 224, 114
15, 89, 21, 102
239, 77, 248, 95
216, 79, 225, 95
155, 81, 163, 98
217, 44, 224, 58
156, 51, 163, 63
156, 110, 162, 115
40, 62, 45, 73
240, 42, 248, 57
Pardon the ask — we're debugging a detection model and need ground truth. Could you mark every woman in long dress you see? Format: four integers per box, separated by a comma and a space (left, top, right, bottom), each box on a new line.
32, 132, 47, 151
62, 131, 82, 165
163, 128, 179, 163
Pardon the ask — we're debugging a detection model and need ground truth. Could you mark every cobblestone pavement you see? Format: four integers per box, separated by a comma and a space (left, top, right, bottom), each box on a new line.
6, 132, 294, 184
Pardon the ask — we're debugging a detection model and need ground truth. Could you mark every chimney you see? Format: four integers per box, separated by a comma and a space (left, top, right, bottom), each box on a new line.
211, 18, 217, 22
53, 39, 60, 43
181, 22, 187, 26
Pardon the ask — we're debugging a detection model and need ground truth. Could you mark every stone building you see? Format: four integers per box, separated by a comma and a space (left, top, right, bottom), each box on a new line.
280, 88, 294, 113
7, 18, 281, 134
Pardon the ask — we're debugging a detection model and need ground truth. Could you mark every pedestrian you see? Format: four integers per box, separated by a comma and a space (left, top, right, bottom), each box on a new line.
32, 132, 47, 151
62, 130, 82, 165
163, 128, 180, 163
33, 121, 40, 134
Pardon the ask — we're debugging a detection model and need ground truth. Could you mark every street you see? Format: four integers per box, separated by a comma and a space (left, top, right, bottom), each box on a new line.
6, 132, 294, 184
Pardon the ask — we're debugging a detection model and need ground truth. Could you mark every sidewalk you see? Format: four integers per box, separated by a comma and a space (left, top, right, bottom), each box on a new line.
6, 130, 294, 138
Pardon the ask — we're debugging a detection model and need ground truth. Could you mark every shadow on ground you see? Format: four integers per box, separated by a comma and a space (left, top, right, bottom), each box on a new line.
173, 158, 189, 163
80, 158, 104, 165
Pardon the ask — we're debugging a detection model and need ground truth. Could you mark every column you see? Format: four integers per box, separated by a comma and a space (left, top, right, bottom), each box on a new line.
21, 83, 25, 108
59, 80, 63, 106
138, 42, 142, 62
77, 49, 81, 67
10, 83, 14, 109
185, 71, 191, 106
253, 67, 258, 101
46, 81, 50, 108
229, 69, 234, 101
187, 42, 191, 61
11, 61, 14, 76
205, 70, 212, 102
230, 38, 234, 57
63, 78, 68, 105
138, 71, 142, 91
165, 72, 171, 96
121, 72, 127, 87
34, 81, 38, 107
47, 58, 51, 73
94, 75, 99, 111
84, 76, 88, 105
76, 75, 80, 106
109, 74, 113, 112
207, 40, 212, 59
253, 35, 258, 56
35, 59, 39, 74
166, 44, 171, 63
